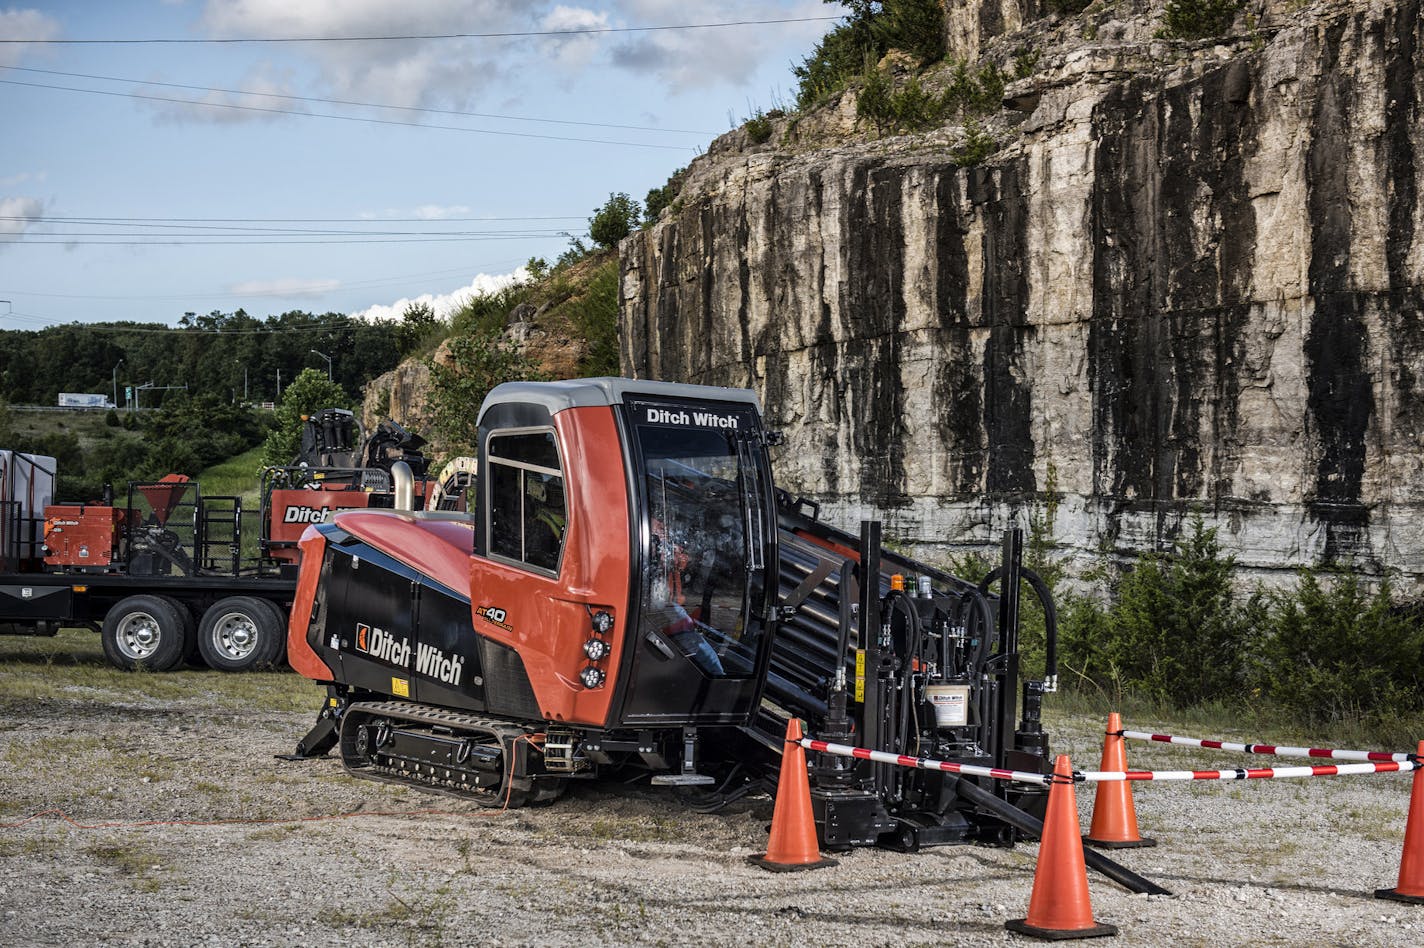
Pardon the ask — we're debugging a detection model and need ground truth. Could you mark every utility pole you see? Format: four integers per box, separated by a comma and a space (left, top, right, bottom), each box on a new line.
277, 369, 282, 400
310, 349, 332, 380
134, 381, 188, 412
112, 358, 124, 409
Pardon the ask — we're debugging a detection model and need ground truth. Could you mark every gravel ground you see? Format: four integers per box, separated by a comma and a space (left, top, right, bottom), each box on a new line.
0, 655, 1419, 946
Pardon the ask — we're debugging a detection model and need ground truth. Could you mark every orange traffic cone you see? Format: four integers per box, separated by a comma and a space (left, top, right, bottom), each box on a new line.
749, 717, 837, 872
1085, 713, 1155, 850
1376, 740, 1424, 904
1006, 754, 1118, 940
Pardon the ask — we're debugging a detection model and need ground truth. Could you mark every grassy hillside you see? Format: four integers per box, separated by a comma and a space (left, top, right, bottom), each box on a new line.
5, 407, 145, 460
197, 444, 265, 505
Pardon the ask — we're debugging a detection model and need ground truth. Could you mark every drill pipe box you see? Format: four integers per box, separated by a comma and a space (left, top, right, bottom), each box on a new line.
43, 505, 123, 568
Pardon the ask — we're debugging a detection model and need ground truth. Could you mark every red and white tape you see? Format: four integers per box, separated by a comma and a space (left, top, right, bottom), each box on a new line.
798, 738, 1421, 785
1121, 729, 1413, 763
1077, 760, 1419, 783
798, 738, 1051, 786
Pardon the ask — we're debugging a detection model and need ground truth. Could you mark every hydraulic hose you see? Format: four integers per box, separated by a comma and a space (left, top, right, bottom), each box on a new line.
978, 565, 1058, 684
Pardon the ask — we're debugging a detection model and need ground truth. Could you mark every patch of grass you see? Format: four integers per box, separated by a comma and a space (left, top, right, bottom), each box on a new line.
0, 835, 49, 857
585, 815, 683, 843
86, 838, 169, 892
196, 444, 264, 503
0, 628, 321, 713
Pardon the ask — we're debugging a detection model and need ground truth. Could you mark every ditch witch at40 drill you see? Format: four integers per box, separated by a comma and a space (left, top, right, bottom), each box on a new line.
287, 378, 1066, 855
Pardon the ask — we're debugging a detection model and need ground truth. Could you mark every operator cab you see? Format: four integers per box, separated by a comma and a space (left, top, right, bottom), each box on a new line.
618, 394, 774, 723
474, 378, 779, 730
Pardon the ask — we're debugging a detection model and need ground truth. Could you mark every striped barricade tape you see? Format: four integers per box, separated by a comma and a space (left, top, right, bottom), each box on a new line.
798, 738, 1421, 784
797, 738, 1051, 785
1121, 729, 1414, 763
1077, 760, 1421, 782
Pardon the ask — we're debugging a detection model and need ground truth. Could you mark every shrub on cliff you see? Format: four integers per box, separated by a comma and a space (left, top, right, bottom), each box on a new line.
644, 167, 686, 224
1160, 0, 1243, 39
794, 0, 948, 110
426, 330, 546, 456
589, 192, 642, 249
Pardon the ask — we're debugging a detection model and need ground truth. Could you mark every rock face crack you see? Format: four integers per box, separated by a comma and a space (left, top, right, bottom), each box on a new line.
619, 2, 1424, 581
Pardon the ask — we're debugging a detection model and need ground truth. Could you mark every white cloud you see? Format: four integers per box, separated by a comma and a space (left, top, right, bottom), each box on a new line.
353, 267, 527, 322
0, 9, 60, 68
358, 205, 473, 220
200, 0, 532, 110
0, 196, 45, 244
412, 204, 472, 220
142, 66, 303, 124
537, 5, 608, 71
228, 277, 341, 297
0, 171, 46, 189
603, 0, 831, 92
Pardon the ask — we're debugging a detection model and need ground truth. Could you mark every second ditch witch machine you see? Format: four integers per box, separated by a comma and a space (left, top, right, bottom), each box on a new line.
288, 378, 1150, 882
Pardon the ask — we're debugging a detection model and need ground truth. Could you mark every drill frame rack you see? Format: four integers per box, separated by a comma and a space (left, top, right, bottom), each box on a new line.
731, 498, 1173, 895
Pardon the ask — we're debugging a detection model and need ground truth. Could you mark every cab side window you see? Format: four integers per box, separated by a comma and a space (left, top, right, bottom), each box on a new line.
486, 429, 566, 574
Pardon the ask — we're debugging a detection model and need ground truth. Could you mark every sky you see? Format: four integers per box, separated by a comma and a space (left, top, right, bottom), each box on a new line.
0, 1, 837, 328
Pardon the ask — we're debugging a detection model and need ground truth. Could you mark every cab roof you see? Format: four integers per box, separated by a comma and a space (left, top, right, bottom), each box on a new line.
479, 377, 763, 422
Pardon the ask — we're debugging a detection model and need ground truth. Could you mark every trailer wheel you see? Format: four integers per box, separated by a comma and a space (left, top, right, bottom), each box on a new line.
253, 598, 291, 666
157, 596, 202, 668
197, 596, 285, 672
101, 595, 188, 671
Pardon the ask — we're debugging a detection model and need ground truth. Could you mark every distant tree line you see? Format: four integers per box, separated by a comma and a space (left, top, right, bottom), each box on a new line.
0, 310, 403, 409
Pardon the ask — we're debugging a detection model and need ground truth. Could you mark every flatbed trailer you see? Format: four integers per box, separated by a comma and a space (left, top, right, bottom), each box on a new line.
0, 435, 428, 671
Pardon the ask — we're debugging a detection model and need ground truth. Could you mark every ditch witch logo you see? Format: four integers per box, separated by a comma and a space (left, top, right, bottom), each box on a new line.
283, 505, 334, 524
354, 622, 464, 686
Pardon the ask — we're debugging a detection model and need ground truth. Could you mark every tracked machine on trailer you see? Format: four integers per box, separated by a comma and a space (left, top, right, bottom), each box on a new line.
0, 410, 435, 672
284, 376, 1170, 880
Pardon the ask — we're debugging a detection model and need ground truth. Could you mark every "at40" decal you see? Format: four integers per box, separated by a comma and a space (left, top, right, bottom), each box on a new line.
475, 605, 513, 633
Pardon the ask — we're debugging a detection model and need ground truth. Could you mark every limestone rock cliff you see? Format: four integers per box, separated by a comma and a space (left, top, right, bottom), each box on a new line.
621, 0, 1424, 583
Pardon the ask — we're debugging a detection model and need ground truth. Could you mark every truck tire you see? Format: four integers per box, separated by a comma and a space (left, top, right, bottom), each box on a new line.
157, 596, 202, 667
101, 595, 188, 671
198, 596, 285, 672
253, 598, 291, 667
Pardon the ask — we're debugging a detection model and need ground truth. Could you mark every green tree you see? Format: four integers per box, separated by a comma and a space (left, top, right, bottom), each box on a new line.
1064, 517, 1251, 706
1252, 572, 1424, 725
261, 368, 350, 466
396, 301, 441, 356
589, 193, 642, 249
426, 330, 545, 456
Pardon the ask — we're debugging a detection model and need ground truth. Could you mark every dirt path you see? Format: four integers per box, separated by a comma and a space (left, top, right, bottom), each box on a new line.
0, 664, 1418, 946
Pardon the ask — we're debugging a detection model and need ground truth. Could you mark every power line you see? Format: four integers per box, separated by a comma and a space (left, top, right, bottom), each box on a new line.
0, 78, 697, 150
10, 225, 569, 236
3, 214, 586, 224
0, 15, 840, 45
5, 236, 561, 245
1, 65, 716, 136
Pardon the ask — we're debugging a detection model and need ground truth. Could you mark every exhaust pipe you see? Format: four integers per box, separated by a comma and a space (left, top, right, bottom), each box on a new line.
392, 461, 415, 511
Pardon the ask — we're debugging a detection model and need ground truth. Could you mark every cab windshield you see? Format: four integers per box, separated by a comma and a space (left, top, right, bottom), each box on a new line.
634, 419, 768, 680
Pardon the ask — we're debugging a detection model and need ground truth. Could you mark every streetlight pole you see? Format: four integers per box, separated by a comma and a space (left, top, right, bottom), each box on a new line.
310, 349, 332, 380
112, 358, 124, 409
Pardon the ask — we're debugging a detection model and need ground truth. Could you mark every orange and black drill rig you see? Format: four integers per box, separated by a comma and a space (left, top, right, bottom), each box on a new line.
286, 378, 1158, 887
